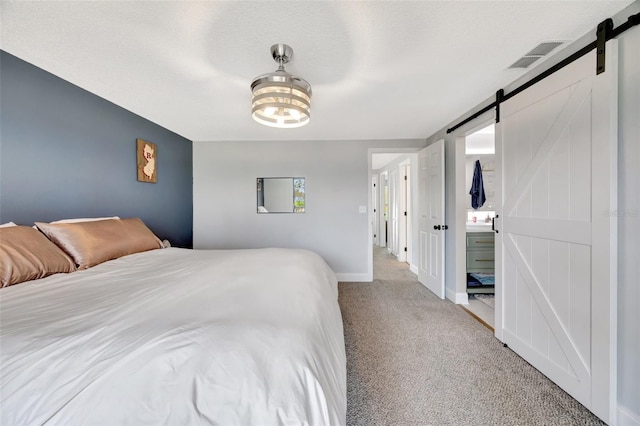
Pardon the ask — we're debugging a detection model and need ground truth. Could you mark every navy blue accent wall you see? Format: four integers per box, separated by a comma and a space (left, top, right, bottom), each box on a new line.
0, 51, 193, 248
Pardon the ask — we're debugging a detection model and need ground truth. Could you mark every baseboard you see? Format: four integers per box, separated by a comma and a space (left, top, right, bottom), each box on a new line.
409, 264, 418, 275
336, 273, 373, 283
618, 404, 640, 426
446, 287, 469, 304
446, 287, 456, 302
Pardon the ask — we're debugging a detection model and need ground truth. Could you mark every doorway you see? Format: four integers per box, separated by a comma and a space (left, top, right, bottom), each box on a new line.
369, 150, 420, 280
462, 124, 496, 328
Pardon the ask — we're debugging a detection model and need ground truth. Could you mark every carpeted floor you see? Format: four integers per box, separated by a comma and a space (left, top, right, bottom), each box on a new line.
338, 247, 604, 426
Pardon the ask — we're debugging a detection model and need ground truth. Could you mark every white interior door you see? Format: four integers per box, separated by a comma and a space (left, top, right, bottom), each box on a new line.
398, 165, 408, 262
418, 140, 445, 298
372, 175, 378, 246
405, 164, 412, 265
498, 41, 617, 423
390, 169, 398, 255
379, 172, 388, 248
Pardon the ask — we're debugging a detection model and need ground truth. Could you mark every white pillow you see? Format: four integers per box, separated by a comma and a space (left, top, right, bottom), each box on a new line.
0, 222, 17, 228
50, 216, 120, 224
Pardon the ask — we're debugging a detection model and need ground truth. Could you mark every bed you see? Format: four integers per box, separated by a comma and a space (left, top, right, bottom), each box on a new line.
0, 219, 346, 425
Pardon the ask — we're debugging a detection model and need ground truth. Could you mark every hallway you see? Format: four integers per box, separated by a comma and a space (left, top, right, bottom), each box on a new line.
372, 246, 415, 282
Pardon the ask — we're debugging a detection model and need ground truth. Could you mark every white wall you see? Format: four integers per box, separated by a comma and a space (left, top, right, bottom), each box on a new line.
193, 139, 424, 282
444, 137, 462, 302
616, 17, 639, 425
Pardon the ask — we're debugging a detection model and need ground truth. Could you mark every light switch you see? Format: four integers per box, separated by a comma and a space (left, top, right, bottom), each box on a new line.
359, 206, 367, 214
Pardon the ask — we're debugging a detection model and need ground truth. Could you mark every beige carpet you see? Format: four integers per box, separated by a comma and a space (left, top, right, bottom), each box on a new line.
338, 247, 604, 426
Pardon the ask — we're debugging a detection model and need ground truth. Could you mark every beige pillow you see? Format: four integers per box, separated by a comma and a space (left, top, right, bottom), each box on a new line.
0, 226, 77, 288
35, 218, 162, 269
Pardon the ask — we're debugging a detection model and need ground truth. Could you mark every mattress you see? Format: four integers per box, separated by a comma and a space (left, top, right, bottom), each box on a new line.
0, 247, 346, 425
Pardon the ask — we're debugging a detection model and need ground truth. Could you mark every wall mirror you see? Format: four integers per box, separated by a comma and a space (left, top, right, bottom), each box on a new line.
257, 178, 305, 213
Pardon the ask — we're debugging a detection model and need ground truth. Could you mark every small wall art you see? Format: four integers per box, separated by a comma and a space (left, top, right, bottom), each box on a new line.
136, 138, 157, 183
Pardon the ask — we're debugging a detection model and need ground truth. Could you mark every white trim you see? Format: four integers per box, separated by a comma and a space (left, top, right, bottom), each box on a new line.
446, 288, 469, 305
409, 264, 418, 275
336, 273, 372, 283
618, 404, 640, 426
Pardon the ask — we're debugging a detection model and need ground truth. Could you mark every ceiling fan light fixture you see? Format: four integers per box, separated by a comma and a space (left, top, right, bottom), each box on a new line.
251, 44, 312, 129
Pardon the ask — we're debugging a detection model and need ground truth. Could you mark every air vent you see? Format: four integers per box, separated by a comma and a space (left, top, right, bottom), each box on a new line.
509, 57, 541, 69
525, 41, 564, 56
508, 41, 565, 69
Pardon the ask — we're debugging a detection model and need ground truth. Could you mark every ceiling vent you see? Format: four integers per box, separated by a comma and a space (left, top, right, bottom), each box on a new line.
508, 41, 564, 69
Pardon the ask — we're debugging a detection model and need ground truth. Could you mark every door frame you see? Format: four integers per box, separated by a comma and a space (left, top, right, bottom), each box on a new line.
449, 114, 498, 307
367, 148, 421, 281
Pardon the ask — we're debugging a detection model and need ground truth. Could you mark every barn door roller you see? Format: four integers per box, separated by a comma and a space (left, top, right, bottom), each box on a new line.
596, 18, 614, 75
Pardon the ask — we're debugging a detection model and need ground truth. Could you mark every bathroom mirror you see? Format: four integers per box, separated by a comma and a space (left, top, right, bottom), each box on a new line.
257, 178, 305, 213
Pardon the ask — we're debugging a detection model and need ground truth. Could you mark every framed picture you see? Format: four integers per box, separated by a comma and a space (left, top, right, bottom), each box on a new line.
136, 138, 157, 183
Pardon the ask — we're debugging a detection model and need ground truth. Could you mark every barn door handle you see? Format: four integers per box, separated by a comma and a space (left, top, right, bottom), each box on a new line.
492, 214, 499, 233
434, 225, 441, 230
443, 225, 448, 230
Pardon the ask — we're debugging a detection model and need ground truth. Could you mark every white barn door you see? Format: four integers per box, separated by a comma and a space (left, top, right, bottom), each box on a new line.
498, 41, 617, 423
418, 141, 445, 298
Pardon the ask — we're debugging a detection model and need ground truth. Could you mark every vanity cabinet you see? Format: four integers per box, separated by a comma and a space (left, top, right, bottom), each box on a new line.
466, 231, 495, 294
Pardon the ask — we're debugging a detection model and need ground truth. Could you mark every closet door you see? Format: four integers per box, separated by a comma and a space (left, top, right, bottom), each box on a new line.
498, 41, 618, 423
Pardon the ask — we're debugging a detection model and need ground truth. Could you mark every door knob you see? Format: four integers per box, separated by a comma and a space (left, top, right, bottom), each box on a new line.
433, 225, 441, 230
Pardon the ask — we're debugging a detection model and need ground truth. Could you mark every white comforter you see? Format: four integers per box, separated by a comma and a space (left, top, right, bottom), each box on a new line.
0, 248, 346, 426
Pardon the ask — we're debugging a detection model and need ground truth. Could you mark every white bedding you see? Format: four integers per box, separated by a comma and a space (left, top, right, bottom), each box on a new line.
0, 248, 346, 425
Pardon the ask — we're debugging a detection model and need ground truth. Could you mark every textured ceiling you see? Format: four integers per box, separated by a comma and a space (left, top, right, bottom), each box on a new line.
0, 1, 633, 142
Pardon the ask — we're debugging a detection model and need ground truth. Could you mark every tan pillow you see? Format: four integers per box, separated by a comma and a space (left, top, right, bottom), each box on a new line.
50, 216, 120, 224
35, 218, 162, 269
0, 226, 77, 288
